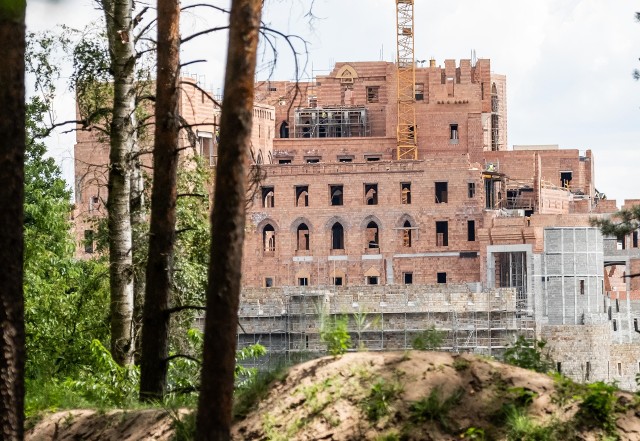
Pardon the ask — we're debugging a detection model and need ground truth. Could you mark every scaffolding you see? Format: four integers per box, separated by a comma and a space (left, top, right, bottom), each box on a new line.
293, 107, 370, 138
236, 285, 535, 367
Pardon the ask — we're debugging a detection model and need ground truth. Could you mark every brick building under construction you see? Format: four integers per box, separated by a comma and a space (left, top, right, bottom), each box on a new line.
74, 16, 640, 391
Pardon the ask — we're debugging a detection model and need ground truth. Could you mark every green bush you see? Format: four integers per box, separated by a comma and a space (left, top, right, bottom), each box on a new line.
576, 381, 619, 436
503, 337, 553, 373
412, 325, 445, 351
504, 406, 555, 441
320, 315, 351, 356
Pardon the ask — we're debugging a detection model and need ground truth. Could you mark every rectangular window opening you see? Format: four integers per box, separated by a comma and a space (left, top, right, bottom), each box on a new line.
634, 231, 639, 248
618, 362, 622, 376
437, 272, 447, 284
449, 124, 459, 143
365, 155, 381, 162
364, 184, 378, 205
401, 182, 411, 204
84, 229, 94, 254
305, 157, 320, 164
557, 362, 562, 373
435, 182, 448, 203
560, 171, 572, 189
403, 272, 413, 285
333, 277, 343, 286
613, 319, 618, 332
261, 186, 275, 208
467, 220, 476, 242
366, 86, 380, 103
298, 277, 309, 286
330, 185, 344, 206
264, 277, 274, 288
198, 132, 216, 166
585, 362, 591, 381
338, 155, 353, 163
295, 185, 309, 207
468, 182, 476, 198
367, 276, 379, 285
580, 279, 585, 295
278, 159, 292, 164
415, 83, 424, 101
436, 221, 449, 246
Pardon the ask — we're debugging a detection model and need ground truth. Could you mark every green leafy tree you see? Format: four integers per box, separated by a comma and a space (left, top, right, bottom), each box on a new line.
503, 336, 553, 373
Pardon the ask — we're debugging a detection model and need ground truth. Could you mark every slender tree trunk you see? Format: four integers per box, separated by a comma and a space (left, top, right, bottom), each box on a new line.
195, 1, 262, 439
131, 149, 145, 361
139, 0, 180, 401
101, 0, 137, 366
0, 2, 26, 439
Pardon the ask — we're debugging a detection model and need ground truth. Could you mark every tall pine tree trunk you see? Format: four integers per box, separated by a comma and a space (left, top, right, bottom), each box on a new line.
101, 0, 137, 366
0, 2, 26, 439
139, 0, 180, 401
195, 1, 262, 439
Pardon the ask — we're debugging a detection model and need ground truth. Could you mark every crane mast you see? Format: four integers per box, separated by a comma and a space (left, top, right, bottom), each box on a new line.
396, 0, 418, 160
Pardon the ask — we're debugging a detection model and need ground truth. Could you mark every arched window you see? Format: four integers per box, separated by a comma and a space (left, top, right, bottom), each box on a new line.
366, 221, 379, 249
263, 224, 275, 253
280, 121, 289, 138
297, 223, 310, 251
402, 220, 412, 247
331, 223, 344, 250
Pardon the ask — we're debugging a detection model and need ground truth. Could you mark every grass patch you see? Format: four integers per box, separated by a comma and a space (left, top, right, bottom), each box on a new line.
409, 386, 464, 432
362, 378, 404, 421
233, 364, 289, 419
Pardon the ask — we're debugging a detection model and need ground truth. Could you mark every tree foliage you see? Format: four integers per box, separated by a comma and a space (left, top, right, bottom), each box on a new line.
591, 205, 640, 238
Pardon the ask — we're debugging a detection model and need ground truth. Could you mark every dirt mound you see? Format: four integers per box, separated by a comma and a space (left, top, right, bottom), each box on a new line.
233, 351, 640, 440
25, 352, 640, 440
26, 408, 179, 441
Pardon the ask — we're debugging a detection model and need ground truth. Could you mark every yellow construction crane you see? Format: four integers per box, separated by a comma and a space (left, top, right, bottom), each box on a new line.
396, 0, 418, 160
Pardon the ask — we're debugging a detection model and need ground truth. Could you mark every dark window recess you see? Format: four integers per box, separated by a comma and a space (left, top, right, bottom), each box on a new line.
366, 155, 381, 162
613, 319, 618, 332
402, 221, 412, 247
264, 277, 273, 288
557, 362, 562, 374
468, 182, 476, 198
415, 83, 424, 101
585, 362, 591, 381
449, 124, 459, 142
84, 230, 94, 254
263, 224, 276, 252
580, 280, 585, 295
366, 221, 380, 249
467, 220, 476, 241
634, 231, 639, 248
338, 156, 353, 163
333, 277, 343, 286
262, 186, 275, 208
560, 171, 572, 188
367, 86, 380, 103
460, 251, 478, 258
401, 183, 411, 204
295, 185, 309, 207
435, 182, 448, 203
367, 276, 379, 285
278, 159, 292, 164
297, 223, 310, 251
616, 298, 620, 312
436, 221, 448, 246
298, 277, 309, 286
330, 185, 344, 206
279, 121, 289, 138
331, 223, 345, 250
305, 157, 320, 163
437, 272, 447, 284
618, 236, 626, 250
364, 184, 378, 205
404, 272, 413, 284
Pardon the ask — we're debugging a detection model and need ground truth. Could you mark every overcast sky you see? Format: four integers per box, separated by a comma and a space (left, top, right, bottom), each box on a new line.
27, 0, 640, 205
